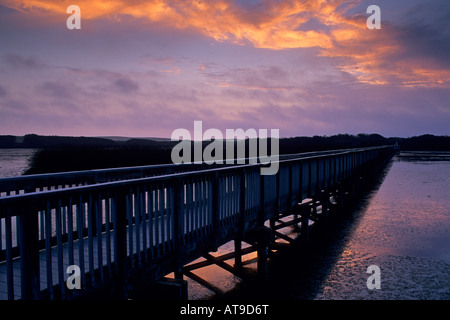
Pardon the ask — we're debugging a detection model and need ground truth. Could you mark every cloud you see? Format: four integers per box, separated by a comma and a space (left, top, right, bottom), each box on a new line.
113, 77, 139, 93
0, 85, 7, 97
3, 0, 449, 89
199, 64, 298, 91
38, 81, 73, 99
3, 53, 46, 69
1, 0, 449, 137
1, 0, 336, 49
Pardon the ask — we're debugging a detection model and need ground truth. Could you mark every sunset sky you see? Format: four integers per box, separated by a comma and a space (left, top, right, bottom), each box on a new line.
0, 0, 449, 138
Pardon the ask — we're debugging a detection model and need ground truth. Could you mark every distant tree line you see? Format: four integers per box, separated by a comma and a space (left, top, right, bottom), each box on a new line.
0, 133, 447, 175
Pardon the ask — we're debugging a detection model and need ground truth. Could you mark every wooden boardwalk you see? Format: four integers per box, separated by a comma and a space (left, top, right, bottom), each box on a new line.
0, 146, 396, 300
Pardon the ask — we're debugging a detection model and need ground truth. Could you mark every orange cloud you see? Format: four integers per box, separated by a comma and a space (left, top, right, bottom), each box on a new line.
3, 0, 337, 48
4, 0, 449, 88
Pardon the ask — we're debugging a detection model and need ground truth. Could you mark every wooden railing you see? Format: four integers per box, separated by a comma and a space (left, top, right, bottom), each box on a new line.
0, 146, 395, 300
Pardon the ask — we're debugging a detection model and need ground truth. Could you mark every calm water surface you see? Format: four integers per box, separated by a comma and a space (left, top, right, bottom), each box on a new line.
0, 149, 35, 178
315, 153, 450, 300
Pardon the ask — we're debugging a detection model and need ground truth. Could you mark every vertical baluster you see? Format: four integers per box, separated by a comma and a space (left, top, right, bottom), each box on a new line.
201, 178, 206, 236
186, 182, 191, 240
161, 185, 167, 254
233, 174, 238, 222
212, 172, 219, 250
148, 188, 154, 259
140, 187, 147, 263
195, 179, 200, 238
45, 201, 53, 299
113, 188, 129, 299
191, 180, 196, 237
0, 217, 2, 252
62, 205, 67, 240
87, 194, 95, 286
226, 175, 230, 223
218, 176, 223, 224
15, 208, 20, 253
200, 179, 204, 235
163, 185, 169, 253
206, 178, 210, 232
77, 196, 85, 291
55, 199, 65, 297
126, 190, 133, 262
168, 184, 174, 252
40, 208, 45, 241
96, 193, 103, 282
205, 179, 211, 232
163, 184, 172, 252
5, 214, 14, 300
134, 187, 141, 265
105, 195, 112, 274
191, 181, 196, 237
67, 197, 74, 267
158, 187, 162, 252
154, 187, 160, 257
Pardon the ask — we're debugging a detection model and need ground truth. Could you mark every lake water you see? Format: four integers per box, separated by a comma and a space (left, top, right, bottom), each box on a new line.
0, 149, 36, 178
314, 153, 450, 300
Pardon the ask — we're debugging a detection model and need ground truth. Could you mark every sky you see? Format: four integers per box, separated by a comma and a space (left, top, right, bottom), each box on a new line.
0, 0, 449, 139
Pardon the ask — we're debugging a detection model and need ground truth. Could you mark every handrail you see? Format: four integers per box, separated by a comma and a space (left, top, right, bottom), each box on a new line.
0, 145, 393, 196
0, 145, 394, 206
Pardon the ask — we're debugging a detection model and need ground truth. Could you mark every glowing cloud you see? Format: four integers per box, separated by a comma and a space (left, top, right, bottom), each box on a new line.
2, 0, 450, 89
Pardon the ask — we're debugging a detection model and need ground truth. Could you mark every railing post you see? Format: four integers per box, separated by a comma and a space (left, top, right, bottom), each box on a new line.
212, 172, 220, 251
235, 169, 246, 270
173, 178, 184, 279
269, 166, 280, 234
300, 203, 310, 241
288, 163, 293, 207
114, 188, 129, 299
18, 204, 40, 300
257, 171, 270, 280
258, 171, 266, 226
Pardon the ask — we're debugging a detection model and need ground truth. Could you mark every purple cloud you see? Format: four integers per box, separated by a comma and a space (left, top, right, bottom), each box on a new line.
113, 77, 140, 94
0, 84, 7, 97
3, 53, 46, 69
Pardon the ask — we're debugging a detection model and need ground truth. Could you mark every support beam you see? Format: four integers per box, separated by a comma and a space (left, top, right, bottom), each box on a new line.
183, 245, 257, 272
183, 270, 224, 295
255, 227, 271, 281
203, 253, 236, 275
273, 230, 295, 244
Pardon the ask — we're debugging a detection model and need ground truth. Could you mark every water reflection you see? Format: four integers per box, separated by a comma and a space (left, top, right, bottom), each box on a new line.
316, 152, 450, 300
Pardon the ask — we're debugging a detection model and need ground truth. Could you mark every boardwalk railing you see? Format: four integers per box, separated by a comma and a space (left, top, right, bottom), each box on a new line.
0, 146, 395, 300
0, 147, 390, 197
